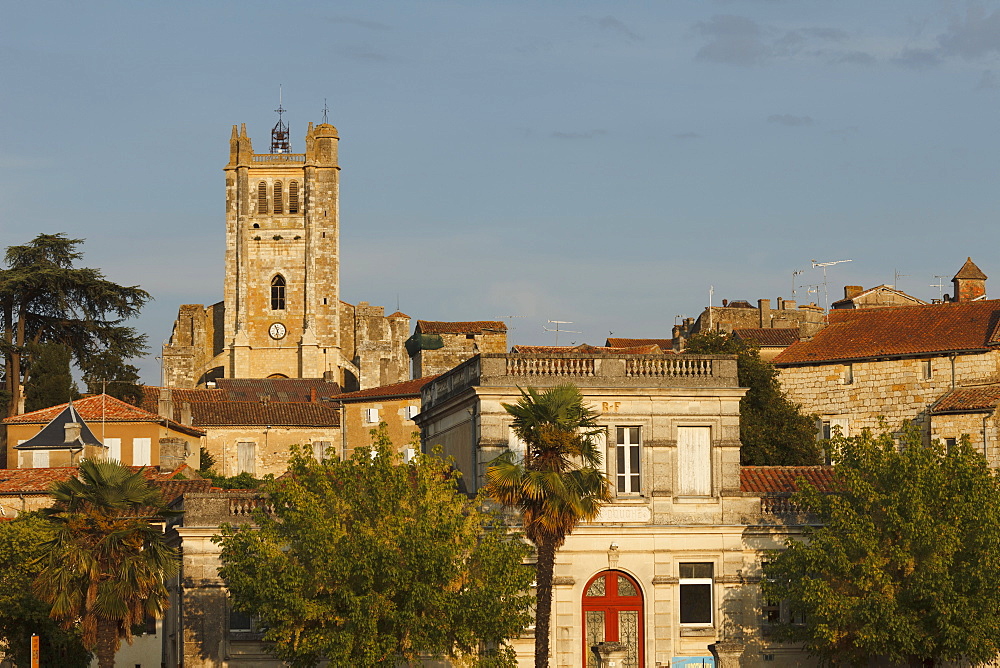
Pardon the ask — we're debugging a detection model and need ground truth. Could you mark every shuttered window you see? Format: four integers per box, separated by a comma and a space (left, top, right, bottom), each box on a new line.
237, 442, 256, 475
273, 181, 283, 213
677, 426, 711, 496
288, 181, 300, 213
133, 438, 151, 466
257, 181, 267, 214
105, 438, 121, 462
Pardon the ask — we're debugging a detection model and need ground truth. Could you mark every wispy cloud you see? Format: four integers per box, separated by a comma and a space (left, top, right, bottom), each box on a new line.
550, 129, 607, 139
891, 47, 942, 69
939, 7, 1000, 59
768, 114, 813, 127
694, 15, 771, 65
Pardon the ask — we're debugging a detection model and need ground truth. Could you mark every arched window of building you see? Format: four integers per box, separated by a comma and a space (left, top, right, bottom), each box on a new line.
288, 181, 300, 213
582, 570, 644, 668
271, 275, 286, 310
257, 181, 268, 214
273, 181, 284, 214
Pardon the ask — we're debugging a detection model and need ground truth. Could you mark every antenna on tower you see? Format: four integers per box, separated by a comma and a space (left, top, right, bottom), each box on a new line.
811, 258, 853, 311
931, 275, 949, 299
322, 98, 330, 124
271, 85, 291, 154
791, 269, 804, 298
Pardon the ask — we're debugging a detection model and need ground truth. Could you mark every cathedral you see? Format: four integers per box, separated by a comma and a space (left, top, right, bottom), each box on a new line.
161, 115, 409, 391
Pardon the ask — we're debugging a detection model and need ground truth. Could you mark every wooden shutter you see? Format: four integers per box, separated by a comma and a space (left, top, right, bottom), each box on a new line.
677, 426, 711, 496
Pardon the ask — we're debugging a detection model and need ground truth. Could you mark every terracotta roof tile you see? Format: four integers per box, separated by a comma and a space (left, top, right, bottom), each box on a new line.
830, 285, 926, 308
740, 466, 836, 493
511, 343, 665, 355
388, 311, 410, 319
416, 320, 506, 334
955, 257, 988, 280
3, 395, 204, 436
154, 478, 213, 505
212, 378, 341, 402
189, 401, 340, 427
606, 338, 675, 350
337, 375, 439, 401
733, 328, 799, 347
774, 300, 1000, 365
931, 384, 1000, 413
0, 466, 181, 495
140, 386, 228, 412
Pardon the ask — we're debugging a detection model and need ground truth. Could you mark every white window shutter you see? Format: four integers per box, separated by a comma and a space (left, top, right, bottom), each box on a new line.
366, 408, 379, 424
508, 426, 526, 464
237, 441, 256, 475
405, 405, 419, 420
133, 438, 152, 466
677, 426, 711, 496
35, 450, 50, 468
105, 438, 121, 462
829, 417, 850, 438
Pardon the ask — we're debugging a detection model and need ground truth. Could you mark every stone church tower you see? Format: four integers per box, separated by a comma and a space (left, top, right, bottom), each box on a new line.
162, 117, 409, 391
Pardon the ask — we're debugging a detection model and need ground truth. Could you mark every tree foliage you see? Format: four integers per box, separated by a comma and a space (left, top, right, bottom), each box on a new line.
684, 331, 820, 465
0, 233, 150, 416
34, 460, 179, 668
762, 427, 1000, 667
0, 514, 90, 668
24, 342, 78, 413
80, 350, 144, 406
216, 425, 534, 668
484, 385, 612, 668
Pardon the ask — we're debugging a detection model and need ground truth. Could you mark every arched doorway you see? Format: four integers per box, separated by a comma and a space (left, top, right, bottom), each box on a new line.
582, 570, 644, 667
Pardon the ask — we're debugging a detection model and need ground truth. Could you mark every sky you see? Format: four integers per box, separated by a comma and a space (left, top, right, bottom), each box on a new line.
5, 1, 1000, 383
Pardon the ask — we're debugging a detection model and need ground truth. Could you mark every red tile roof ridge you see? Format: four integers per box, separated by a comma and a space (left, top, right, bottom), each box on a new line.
337, 375, 441, 401
3, 394, 205, 435
740, 465, 836, 493
416, 320, 507, 334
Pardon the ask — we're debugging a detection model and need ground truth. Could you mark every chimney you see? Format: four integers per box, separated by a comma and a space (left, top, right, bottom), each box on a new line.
180, 402, 192, 426
158, 388, 174, 420
64, 422, 82, 444
310, 387, 318, 403
758, 299, 771, 328
722, 299, 729, 307
323, 370, 337, 383
844, 285, 864, 300
785, 300, 797, 310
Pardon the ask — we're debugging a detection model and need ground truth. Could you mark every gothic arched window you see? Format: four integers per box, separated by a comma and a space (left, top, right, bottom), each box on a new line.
583, 571, 644, 668
271, 275, 286, 310
257, 181, 268, 214
288, 181, 300, 213
273, 181, 284, 214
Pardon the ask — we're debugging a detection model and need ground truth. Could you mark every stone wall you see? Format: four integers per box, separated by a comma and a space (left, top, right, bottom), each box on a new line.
202, 424, 342, 477
341, 396, 421, 457
778, 351, 1000, 444
412, 330, 507, 379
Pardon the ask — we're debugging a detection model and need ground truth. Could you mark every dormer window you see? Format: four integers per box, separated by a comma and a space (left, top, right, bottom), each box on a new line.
271, 275, 286, 310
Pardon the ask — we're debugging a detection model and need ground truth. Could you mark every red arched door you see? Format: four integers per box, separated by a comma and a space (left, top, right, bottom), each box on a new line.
582, 570, 644, 667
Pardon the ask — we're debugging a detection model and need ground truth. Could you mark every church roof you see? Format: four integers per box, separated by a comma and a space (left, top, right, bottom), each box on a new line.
954, 257, 988, 280
416, 320, 506, 334
13, 402, 104, 451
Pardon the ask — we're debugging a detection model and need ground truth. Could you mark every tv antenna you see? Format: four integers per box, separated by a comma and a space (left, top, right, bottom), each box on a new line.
931, 275, 949, 299
543, 320, 580, 346
271, 85, 290, 153
811, 258, 853, 311
791, 269, 804, 299
891, 269, 908, 290
322, 98, 330, 124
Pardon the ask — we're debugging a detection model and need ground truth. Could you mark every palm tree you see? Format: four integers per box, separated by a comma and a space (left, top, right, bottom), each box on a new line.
484, 384, 612, 668
34, 459, 179, 668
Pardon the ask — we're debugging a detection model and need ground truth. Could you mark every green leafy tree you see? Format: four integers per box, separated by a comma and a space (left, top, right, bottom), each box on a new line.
24, 342, 78, 412
484, 385, 612, 668
216, 426, 533, 667
0, 233, 150, 417
762, 427, 1000, 667
684, 331, 820, 465
79, 350, 144, 406
34, 460, 179, 668
0, 514, 90, 667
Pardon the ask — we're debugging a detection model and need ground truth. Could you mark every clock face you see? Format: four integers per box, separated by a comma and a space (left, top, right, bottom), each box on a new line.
269, 322, 287, 340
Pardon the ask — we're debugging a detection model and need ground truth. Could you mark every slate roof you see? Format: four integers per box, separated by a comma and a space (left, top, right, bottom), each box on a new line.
189, 401, 340, 427
733, 328, 799, 347
4, 395, 204, 437
774, 300, 1000, 366
337, 375, 439, 402
740, 466, 836, 494
606, 338, 675, 350
931, 384, 1000, 414
14, 402, 104, 450
416, 320, 506, 334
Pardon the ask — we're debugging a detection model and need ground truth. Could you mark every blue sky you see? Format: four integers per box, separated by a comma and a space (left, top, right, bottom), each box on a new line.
5, 1, 1000, 382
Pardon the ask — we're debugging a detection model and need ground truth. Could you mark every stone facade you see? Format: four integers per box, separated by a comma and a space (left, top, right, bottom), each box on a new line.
677, 298, 825, 346
407, 320, 508, 378
336, 376, 437, 457
162, 122, 409, 391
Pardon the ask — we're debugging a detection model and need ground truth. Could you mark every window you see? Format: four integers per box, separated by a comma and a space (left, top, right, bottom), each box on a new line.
616, 426, 641, 494
405, 405, 419, 420
582, 571, 644, 668
679, 562, 713, 625
820, 418, 850, 465
677, 426, 711, 496
312, 441, 331, 462
288, 181, 300, 213
843, 363, 854, 384
365, 408, 379, 424
922, 359, 933, 380
272, 181, 283, 213
508, 426, 526, 464
133, 438, 151, 467
945, 437, 957, 453
237, 441, 256, 475
19, 450, 49, 468
270, 275, 286, 310
229, 608, 253, 632
257, 181, 267, 214
105, 437, 121, 462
